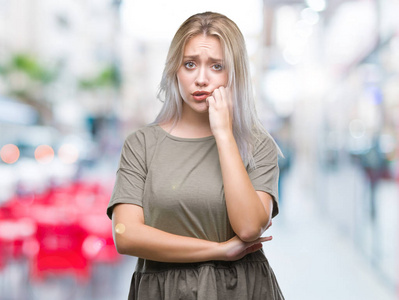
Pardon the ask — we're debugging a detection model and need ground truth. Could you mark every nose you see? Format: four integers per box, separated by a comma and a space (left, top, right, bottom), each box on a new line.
195, 67, 209, 87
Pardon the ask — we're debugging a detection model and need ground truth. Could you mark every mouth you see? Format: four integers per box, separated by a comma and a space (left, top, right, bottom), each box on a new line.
192, 91, 211, 101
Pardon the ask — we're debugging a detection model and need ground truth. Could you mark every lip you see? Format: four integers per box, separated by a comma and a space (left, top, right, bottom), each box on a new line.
192, 91, 211, 101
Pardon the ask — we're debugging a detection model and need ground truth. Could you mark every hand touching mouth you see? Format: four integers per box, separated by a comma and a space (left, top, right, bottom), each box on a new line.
192, 91, 211, 101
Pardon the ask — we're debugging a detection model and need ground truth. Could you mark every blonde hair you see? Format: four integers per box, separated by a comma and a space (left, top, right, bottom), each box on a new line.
155, 12, 280, 167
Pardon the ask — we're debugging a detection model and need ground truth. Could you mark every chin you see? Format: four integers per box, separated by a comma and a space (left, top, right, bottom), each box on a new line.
190, 102, 208, 113
195, 105, 209, 114
183, 100, 209, 114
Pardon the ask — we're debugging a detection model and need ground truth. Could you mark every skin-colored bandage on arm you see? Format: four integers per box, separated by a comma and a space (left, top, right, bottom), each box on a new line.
115, 223, 126, 234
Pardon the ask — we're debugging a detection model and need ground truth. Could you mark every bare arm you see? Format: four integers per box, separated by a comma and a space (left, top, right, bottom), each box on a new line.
216, 133, 273, 242
112, 203, 271, 263
207, 87, 273, 242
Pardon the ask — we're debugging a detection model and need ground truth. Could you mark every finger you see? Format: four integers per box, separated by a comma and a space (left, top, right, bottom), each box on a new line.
246, 243, 263, 254
251, 243, 263, 250
219, 87, 228, 107
219, 86, 233, 116
244, 237, 271, 252
219, 86, 227, 100
212, 88, 222, 103
258, 236, 273, 243
206, 96, 215, 107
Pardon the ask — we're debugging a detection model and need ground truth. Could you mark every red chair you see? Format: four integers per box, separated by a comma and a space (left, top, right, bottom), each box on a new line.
30, 222, 90, 282
79, 214, 120, 264
0, 218, 37, 260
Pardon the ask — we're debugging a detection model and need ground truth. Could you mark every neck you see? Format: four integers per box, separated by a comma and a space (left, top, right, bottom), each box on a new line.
163, 104, 212, 138
182, 104, 210, 126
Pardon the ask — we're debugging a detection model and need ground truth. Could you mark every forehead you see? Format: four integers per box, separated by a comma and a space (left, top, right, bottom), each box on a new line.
184, 35, 223, 58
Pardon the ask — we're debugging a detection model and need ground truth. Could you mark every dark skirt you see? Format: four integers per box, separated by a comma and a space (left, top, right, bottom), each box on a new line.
128, 250, 284, 300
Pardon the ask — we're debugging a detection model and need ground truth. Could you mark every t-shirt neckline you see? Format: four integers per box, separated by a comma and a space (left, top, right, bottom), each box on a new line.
155, 124, 215, 142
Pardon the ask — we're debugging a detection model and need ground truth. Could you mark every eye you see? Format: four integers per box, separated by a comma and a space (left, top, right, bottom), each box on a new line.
212, 64, 223, 71
184, 61, 196, 69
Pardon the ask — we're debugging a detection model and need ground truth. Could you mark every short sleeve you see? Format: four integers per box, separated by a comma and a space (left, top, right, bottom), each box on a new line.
248, 135, 280, 218
106, 131, 147, 219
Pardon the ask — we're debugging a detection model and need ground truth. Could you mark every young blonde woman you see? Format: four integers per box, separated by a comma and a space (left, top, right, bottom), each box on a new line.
107, 12, 284, 300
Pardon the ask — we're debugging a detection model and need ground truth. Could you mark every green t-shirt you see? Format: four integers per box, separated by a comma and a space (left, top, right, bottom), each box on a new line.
107, 124, 279, 243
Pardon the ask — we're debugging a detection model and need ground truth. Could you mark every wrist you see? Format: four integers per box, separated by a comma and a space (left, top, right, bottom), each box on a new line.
214, 241, 228, 261
201, 240, 226, 261
213, 129, 234, 144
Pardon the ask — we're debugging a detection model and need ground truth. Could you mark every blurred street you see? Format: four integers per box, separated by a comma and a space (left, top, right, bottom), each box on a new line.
1, 0, 398, 299
266, 160, 397, 300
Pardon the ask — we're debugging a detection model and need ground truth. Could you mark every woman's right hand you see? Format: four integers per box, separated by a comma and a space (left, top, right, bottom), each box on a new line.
220, 235, 272, 261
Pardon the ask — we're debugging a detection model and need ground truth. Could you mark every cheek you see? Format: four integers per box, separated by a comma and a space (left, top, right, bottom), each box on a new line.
214, 71, 228, 86
222, 74, 228, 86
177, 72, 189, 91
212, 71, 228, 86
177, 77, 188, 101
177, 78, 185, 93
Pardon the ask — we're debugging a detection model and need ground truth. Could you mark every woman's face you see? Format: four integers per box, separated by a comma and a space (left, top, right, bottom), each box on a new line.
177, 34, 228, 115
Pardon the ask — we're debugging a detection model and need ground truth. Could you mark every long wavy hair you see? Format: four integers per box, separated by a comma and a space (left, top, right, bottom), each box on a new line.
154, 11, 280, 167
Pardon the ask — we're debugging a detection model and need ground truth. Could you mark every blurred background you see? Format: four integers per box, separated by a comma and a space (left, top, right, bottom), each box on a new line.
0, 0, 398, 299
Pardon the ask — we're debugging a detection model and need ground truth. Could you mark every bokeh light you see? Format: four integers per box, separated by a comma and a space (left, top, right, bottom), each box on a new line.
349, 119, 366, 139
82, 235, 106, 258
58, 144, 79, 164
34, 145, 54, 164
301, 8, 320, 25
306, 0, 326, 12
0, 144, 20, 164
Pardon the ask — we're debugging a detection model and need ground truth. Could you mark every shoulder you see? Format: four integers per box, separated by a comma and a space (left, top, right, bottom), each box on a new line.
124, 124, 163, 147
251, 130, 280, 166
120, 125, 163, 166
253, 130, 279, 154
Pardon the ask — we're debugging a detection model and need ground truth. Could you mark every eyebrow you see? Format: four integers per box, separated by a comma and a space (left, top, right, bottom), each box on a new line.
183, 55, 223, 62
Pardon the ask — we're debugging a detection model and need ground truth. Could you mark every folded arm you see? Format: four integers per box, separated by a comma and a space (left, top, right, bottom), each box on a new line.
207, 86, 274, 243
111, 203, 271, 263
215, 133, 273, 242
